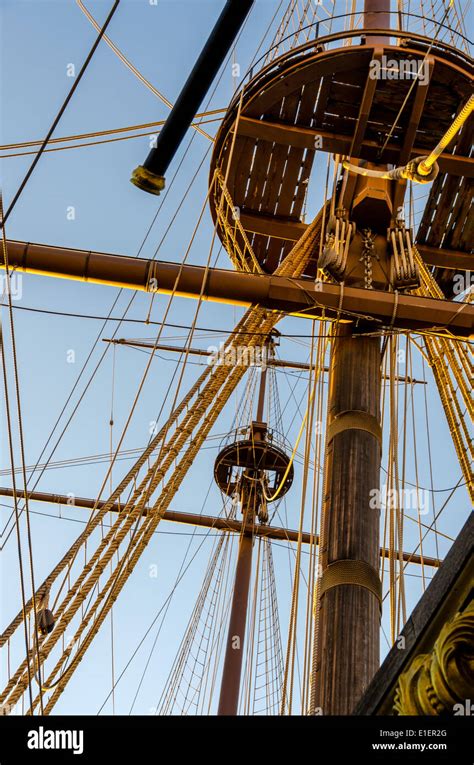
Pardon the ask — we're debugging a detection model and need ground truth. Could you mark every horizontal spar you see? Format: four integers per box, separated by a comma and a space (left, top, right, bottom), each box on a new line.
103, 337, 428, 384
3, 240, 473, 337
415, 244, 473, 272
237, 117, 474, 179
0, 487, 441, 568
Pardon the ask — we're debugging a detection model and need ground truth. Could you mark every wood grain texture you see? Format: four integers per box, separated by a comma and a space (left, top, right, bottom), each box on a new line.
314, 327, 382, 715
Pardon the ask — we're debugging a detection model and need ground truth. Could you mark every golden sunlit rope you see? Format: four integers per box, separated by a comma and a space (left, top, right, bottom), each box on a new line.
343, 94, 474, 183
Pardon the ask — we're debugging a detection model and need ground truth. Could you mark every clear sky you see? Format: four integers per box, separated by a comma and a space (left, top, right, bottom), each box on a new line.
0, 0, 471, 715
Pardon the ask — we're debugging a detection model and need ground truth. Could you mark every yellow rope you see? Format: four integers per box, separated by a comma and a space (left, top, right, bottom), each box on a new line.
280, 321, 319, 715
343, 94, 474, 183
262, 397, 313, 503
418, 94, 474, 175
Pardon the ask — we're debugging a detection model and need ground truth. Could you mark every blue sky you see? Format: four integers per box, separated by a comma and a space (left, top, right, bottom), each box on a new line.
0, 0, 471, 715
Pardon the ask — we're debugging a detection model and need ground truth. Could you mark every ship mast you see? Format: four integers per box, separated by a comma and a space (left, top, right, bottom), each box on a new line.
1, 0, 472, 718
216, 336, 294, 714
312, 0, 391, 715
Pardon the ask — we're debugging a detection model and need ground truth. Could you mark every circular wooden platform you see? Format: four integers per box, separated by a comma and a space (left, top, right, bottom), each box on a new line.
209, 29, 473, 278
214, 438, 294, 499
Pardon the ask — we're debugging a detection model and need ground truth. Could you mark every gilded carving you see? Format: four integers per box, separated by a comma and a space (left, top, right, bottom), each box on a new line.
394, 601, 474, 715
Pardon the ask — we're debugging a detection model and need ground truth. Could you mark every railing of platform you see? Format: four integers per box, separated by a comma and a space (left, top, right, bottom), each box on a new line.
262, 4, 472, 64
227, 11, 472, 114
261, 7, 471, 63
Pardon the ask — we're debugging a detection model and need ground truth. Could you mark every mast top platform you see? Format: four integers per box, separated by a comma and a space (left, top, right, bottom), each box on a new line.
209, 20, 472, 279
214, 421, 294, 501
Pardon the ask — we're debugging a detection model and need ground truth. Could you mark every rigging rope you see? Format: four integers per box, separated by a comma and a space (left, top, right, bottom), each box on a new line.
76, 0, 213, 142
1, 200, 326, 715
280, 322, 328, 714
0, 195, 44, 713
343, 95, 473, 183
0, 0, 120, 228
0, 110, 225, 153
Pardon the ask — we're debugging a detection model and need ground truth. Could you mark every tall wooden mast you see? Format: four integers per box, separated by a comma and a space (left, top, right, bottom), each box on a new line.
217, 367, 268, 715
312, 0, 391, 714
313, 328, 382, 713
216, 343, 294, 714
